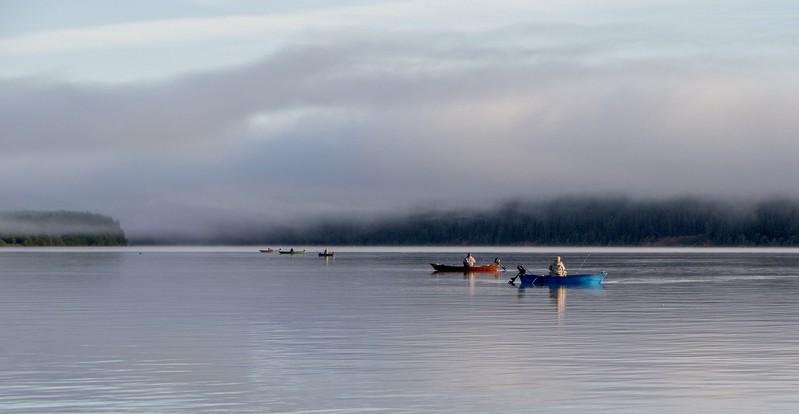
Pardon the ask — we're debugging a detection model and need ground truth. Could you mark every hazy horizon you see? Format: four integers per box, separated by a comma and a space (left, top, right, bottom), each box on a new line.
4, 194, 795, 246
2, 1, 798, 240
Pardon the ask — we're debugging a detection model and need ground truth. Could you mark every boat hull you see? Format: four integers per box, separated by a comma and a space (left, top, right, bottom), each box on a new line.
519, 272, 606, 286
431, 263, 501, 272
278, 250, 305, 255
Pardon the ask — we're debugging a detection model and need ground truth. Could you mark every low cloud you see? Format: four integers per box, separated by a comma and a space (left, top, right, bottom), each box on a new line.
2, 20, 798, 240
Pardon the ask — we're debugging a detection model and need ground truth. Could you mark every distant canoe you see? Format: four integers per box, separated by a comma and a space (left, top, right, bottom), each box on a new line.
259, 248, 275, 253
518, 272, 606, 286
319, 252, 335, 257
430, 263, 502, 272
278, 249, 305, 255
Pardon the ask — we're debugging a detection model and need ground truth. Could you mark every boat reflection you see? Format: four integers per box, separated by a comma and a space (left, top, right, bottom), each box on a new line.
432, 271, 501, 279
516, 283, 603, 321
516, 282, 604, 292
514, 286, 568, 321
550, 286, 567, 321
432, 271, 501, 295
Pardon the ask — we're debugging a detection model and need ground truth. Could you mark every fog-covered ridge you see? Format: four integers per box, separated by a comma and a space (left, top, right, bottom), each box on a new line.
0, 210, 128, 246
132, 196, 799, 246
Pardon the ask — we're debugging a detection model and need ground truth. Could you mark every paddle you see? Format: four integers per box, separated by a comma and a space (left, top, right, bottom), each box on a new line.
508, 265, 527, 285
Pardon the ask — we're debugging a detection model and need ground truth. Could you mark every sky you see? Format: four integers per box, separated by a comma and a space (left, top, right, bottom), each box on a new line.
2, 0, 799, 240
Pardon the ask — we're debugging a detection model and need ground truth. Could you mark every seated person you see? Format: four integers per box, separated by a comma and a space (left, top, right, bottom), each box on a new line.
548, 256, 567, 276
463, 253, 476, 267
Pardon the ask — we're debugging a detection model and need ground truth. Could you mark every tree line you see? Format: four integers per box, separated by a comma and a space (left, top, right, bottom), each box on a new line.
21, 197, 794, 247
265, 196, 799, 246
0, 210, 128, 247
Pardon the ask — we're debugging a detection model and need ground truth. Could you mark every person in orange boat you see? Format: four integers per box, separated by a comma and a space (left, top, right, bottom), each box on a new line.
548, 256, 567, 276
463, 253, 476, 267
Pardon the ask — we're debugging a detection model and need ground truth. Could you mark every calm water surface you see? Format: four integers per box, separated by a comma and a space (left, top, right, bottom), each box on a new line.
1, 247, 798, 413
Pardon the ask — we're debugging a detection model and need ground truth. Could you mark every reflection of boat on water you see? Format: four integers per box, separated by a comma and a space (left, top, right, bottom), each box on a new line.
430, 263, 502, 272
433, 271, 500, 278
550, 286, 567, 320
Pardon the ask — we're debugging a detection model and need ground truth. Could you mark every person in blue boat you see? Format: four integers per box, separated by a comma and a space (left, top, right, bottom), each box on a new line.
548, 256, 567, 276
463, 253, 476, 267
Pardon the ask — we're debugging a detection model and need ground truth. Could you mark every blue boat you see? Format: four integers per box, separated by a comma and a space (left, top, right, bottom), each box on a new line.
518, 272, 606, 286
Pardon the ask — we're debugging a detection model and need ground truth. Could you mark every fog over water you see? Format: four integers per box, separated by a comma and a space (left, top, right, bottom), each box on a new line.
2, 1, 798, 239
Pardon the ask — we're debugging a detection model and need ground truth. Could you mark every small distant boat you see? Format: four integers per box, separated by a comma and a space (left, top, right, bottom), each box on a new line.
259, 248, 275, 253
430, 263, 502, 272
278, 249, 305, 255
514, 272, 607, 286
319, 251, 335, 257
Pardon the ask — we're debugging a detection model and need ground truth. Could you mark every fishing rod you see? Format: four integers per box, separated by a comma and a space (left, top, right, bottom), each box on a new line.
575, 252, 591, 274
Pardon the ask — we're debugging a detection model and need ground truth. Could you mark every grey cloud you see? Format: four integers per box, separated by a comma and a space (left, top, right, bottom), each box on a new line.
2, 24, 798, 239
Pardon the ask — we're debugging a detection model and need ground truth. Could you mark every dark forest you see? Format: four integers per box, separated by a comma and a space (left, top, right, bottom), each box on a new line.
259, 196, 799, 247
0, 210, 128, 246
5, 197, 799, 247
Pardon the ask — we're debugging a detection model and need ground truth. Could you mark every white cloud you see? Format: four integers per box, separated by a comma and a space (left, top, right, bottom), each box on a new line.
4, 0, 777, 56
0, 15, 288, 55
3, 0, 797, 84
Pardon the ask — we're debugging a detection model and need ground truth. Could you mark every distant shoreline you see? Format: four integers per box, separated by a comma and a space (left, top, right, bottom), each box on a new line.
3, 246, 799, 256
0, 210, 128, 247
5, 196, 799, 247
129, 196, 798, 247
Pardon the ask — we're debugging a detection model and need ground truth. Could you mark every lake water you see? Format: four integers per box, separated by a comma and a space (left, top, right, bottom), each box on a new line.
1, 246, 798, 413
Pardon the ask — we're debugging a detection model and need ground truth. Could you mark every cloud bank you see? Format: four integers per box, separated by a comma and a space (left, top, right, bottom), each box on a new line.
2, 2, 798, 240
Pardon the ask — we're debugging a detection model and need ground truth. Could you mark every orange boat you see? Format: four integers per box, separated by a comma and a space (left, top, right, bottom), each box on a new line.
430, 263, 502, 272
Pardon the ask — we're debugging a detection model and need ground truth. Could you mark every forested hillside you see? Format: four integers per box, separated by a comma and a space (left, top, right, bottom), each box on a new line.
264, 197, 799, 246
0, 210, 128, 246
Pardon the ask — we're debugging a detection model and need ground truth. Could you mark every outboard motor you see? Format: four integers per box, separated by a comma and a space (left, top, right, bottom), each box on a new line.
509, 265, 527, 285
